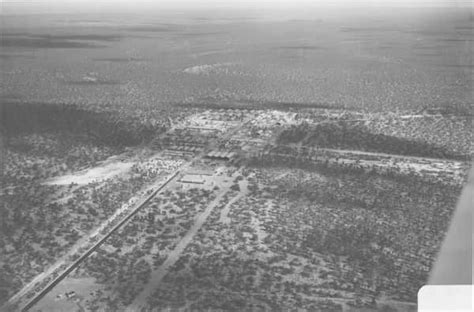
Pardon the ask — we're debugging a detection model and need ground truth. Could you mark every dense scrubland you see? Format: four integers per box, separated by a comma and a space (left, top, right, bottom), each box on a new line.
1, 6, 472, 311
0, 101, 173, 304
1, 101, 167, 146
277, 120, 471, 160
255, 167, 459, 303
137, 163, 457, 310
1, 8, 472, 113
72, 188, 216, 309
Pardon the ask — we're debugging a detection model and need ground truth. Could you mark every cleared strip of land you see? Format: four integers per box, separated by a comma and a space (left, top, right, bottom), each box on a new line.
14, 171, 180, 312
129, 187, 231, 310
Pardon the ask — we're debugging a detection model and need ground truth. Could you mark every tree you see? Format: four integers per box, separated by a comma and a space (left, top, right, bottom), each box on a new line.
88, 207, 99, 216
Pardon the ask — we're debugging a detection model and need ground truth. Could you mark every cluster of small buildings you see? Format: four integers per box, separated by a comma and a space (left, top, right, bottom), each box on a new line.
166, 145, 204, 153
178, 168, 214, 185
55, 291, 77, 301
205, 151, 237, 161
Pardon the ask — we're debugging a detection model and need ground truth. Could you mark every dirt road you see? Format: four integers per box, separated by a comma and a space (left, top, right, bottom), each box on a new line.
129, 185, 232, 310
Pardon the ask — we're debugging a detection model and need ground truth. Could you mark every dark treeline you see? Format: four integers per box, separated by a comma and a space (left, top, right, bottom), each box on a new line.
246, 154, 461, 302
245, 152, 464, 188
277, 122, 470, 161
0, 101, 166, 147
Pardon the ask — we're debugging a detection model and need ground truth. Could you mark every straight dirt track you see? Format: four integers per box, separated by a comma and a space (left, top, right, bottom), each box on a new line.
19, 171, 180, 312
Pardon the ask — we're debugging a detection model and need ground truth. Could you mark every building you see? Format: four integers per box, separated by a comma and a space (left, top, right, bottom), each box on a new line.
179, 174, 205, 184
205, 151, 237, 161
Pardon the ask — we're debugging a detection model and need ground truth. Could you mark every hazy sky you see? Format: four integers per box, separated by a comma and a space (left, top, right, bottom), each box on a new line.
2, 0, 472, 14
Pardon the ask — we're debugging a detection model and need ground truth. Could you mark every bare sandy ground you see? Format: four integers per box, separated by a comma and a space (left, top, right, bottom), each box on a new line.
44, 160, 134, 186
33, 277, 100, 312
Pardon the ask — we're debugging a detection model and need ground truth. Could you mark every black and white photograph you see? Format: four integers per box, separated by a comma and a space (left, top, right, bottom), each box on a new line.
1, 0, 472, 311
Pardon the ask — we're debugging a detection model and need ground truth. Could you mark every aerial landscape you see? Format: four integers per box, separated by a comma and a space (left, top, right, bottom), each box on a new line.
0, 1, 472, 311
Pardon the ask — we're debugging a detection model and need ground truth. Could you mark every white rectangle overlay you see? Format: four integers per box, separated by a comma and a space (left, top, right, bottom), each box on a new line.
418, 285, 473, 312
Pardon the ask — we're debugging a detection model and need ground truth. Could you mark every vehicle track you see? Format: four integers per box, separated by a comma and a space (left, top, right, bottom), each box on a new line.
10, 112, 259, 312
128, 185, 232, 310
17, 171, 180, 312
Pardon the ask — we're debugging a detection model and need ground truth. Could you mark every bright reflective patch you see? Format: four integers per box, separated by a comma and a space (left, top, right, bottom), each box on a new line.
418, 285, 473, 312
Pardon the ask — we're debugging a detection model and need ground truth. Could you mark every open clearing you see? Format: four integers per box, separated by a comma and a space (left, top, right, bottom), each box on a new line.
44, 159, 134, 186
33, 277, 100, 312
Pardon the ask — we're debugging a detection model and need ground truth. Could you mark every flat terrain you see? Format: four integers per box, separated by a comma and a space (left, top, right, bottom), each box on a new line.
1, 8, 472, 113
0, 6, 472, 312
1, 108, 468, 312
44, 158, 135, 186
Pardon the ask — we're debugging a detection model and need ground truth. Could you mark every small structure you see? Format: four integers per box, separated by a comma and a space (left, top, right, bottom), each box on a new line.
179, 174, 205, 184
185, 127, 221, 133
186, 169, 214, 176
205, 151, 236, 161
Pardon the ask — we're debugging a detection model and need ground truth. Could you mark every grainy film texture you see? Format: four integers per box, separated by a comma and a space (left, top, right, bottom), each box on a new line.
0, 1, 472, 311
